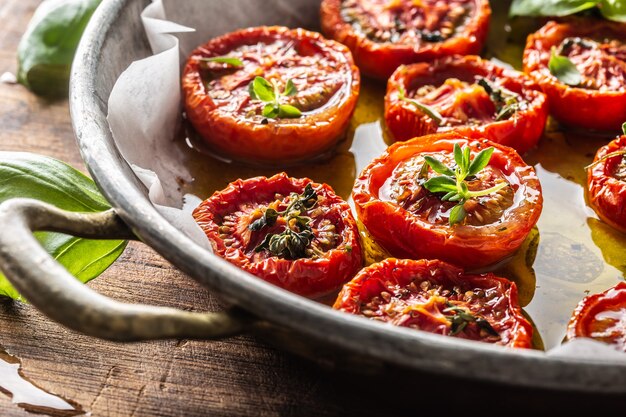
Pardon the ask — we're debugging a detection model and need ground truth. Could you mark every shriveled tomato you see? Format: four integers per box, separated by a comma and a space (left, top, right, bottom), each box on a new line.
320, 0, 491, 80
193, 173, 362, 297
523, 20, 626, 131
566, 281, 626, 352
182, 26, 360, 164
587, 135, 626, 233
334, 258, 532, 348
385, 55, 548, 154
352, 132, 542, 269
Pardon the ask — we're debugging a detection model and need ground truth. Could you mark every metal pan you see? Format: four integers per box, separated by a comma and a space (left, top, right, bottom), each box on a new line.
1, 0, 625, 393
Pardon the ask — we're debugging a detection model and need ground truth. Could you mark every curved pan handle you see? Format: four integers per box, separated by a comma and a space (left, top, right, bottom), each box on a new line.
0, 198, 256, 341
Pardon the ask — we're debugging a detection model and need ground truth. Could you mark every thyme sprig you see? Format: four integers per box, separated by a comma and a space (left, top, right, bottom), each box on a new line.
248, 76, 302, 119
585, 123, 626, 169
251, 184, 318, 259
477, 78, 524, 121
422, 144, 508, 225
398, 85, 443, 126
444, 302, 499, 337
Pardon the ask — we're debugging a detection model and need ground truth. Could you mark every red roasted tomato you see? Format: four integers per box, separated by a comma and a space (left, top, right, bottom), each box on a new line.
182, 26, 360, 164
352, 132, 543, 269
587, 134, 626, 233
566, 281, 626, 352
334, 258, 533, 348
320, 0, 491, 80
385, 55, 548, 154
193, 173, 363, 297
523, 20, 626, 131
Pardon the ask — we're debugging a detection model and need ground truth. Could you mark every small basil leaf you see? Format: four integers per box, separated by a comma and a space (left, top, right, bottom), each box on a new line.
248, 208, 278, 231
200, 56, 243, 67
17, 0, 102, 97
601, 0, 626, 22
449, 204, 467, 226
468, 147, 495, 177
262, 103, 279, 118
423, 176, 457, 193
509, 0, 599, 18
252, 76, 276, 102
284, 79, 298, 96
423, 156, 454, 176
549, 47, 582, 86
278, 104, 302, 118
0, 152, 127, 301
248, 81, 259, 100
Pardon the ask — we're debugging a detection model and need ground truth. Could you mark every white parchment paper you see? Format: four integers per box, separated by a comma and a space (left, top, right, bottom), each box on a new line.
105, 0, 624, 359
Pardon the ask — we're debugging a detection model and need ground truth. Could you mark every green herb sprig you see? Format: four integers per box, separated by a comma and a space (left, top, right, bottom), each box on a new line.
477, 78, 524, 121
251, 184, 318, 259
199, 56, 243, 67
248, 76, 302, 119
422, 144, 508, 226
444, 302, 499, 337
397, 85, 443, 126
548, 47, 582, 86
510, 0, 626, 23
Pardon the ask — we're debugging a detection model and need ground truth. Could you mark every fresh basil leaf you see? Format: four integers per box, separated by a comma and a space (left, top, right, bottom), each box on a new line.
200, 56, 243, 67
449, 203, 467, 226
423, 156, 455, 176
284, 79, 298, 97
602, 0, 626, 22
453, 143, 464, 171
248, 81, 259, 100
0, 152, 127, 301
262, 103, 279, 118
17, 0, 102, 97
252, 76, 276, 102
549, 47, 582, 86
423, 176, 457, 193
278, 104, 302, 118
509, 0, 599, 18
468, 147, 495, 177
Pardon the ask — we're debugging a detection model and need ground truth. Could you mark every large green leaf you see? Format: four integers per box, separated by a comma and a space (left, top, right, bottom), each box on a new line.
510, 0, 626, 21
17, 0, 102, 97
601, 0, 626, 22
0, 152, 127, 301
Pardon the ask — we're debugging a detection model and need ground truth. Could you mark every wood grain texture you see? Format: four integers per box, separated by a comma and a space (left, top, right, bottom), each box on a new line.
1, 1, 625, 415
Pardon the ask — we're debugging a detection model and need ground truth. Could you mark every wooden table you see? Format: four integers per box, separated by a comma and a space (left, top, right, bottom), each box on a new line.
1, 1, 625, 415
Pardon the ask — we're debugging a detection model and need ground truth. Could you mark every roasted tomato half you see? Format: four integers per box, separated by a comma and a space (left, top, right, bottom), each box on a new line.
334, 258, 532, 348
182, 26, 360, 164
320, 0, 491, 80
566, 281, 626, 352
352, 132, 543, 269
193, 173, 362, 297
523, 20, 626, 131
385, 55, 548, 154
587, 135, 626, 233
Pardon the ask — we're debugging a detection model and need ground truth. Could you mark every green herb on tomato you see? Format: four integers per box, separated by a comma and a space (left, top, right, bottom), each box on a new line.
548, 47, 582, 86
477, 78, 525, 121
444, 302, 499, 337
510, 0, 626, 23
422, 144, 509, 226
248, 76, 302, 119
199, 56, 243, 67
397, 85, 443, 126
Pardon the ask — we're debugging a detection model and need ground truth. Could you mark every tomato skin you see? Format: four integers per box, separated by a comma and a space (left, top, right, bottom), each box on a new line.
385, 55, 548, 154
193, 173, 363, 297
567, 281, 626, 352
523, 20, 626, 131
334, 258, 533, 348
320, 0, 491, 80
182, 26, 360, 164
587, 135, 626, 233
352, 132, 543, 269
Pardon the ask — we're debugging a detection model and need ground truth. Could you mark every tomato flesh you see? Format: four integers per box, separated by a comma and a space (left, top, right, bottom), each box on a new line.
182, 26, 360, 163
523, 20, 626, 131
193, 173, 363, 297
567, 281, 626, 352
334, 258, 533, 348
587, 135, 626, 233
352, 132, 543, 269
321, 0, 491, 79
385, 56, 548, 154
